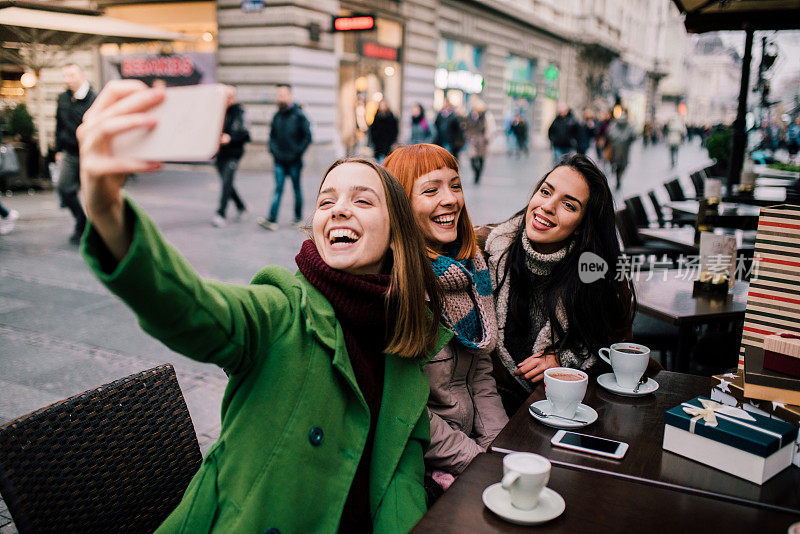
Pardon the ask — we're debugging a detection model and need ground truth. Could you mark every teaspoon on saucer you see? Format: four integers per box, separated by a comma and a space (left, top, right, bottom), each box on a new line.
529, 405, 588, 424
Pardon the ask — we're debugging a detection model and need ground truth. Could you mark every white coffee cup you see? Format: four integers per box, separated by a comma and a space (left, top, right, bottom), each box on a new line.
501, 452, 551, 510
543, 367, 588, 418
598, 342, 650, 389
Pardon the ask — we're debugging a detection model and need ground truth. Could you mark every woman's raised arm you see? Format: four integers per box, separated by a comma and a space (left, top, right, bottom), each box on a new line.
78, 80, 165, 260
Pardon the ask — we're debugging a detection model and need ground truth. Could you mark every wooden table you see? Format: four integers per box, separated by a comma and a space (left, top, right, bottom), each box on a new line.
489, 371, 800, 514
412, 454, 800, 533
632, 270, 749, 371
639, 227, 756, 255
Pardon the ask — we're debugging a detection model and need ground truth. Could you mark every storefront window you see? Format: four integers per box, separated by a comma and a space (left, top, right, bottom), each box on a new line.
337, 17, 403, 156
434, 39, 485, 111
503, 55, 537, 150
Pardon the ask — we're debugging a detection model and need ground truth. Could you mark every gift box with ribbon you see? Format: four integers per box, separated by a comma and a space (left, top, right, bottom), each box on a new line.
663, 396, 798, 484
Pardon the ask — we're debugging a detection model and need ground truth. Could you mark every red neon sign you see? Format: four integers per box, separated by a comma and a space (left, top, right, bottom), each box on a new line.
333, 16, 375, 31
361, 42, 398, 61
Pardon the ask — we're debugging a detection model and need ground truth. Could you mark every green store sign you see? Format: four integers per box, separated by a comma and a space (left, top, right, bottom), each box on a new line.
504, 80, 536, 99
543, 64, 560, 100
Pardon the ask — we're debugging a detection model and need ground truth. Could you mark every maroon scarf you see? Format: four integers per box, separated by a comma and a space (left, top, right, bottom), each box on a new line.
295, 239, 391, 532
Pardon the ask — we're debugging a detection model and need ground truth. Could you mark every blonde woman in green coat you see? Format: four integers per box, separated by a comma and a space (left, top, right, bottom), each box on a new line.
76, 80, 449, 533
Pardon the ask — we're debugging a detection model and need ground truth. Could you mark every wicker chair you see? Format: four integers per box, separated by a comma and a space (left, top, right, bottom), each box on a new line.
0, 364, 201, 534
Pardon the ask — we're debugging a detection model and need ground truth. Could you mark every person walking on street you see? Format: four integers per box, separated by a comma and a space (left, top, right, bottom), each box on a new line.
409, 103, 432, 144
212, 89, 251, 228
55, 63, 96, 244
548, 104, 578, 165
606, 110, 636, 190
258, 84, 311, 231
787, 117, 800, 161
666, 114, 686, 168
576, 108, 596, 156
509, 113, 529, 158
433, 101, 464, 158
368, 100, 398, 164
0, 116, 19, 235
464, 98, 489, 184
594, 109, 612, 170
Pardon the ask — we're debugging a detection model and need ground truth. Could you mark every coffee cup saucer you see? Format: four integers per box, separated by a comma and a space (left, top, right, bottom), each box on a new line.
528, 399, 598, 429
482, 483, 565, 525
597, 373, 659, 397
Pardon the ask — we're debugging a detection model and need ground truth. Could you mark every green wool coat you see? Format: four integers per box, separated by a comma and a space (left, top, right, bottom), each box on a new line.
81, 200, 452, 534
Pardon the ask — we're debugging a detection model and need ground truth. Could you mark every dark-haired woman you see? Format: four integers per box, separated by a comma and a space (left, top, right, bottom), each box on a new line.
76, 80, 449, 532
483, 154, 634, 413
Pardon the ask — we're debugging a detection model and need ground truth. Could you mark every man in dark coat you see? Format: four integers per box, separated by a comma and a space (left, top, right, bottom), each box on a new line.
212, 88, 251, 227
548, 104, 578, 165
258, 84, 311, 231
368, 100, 398, 164
55, 63, 96, 244
433, 102, 464, 158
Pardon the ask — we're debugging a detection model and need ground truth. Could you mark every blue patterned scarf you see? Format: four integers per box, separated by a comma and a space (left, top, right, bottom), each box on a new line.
430, 248, 498, 355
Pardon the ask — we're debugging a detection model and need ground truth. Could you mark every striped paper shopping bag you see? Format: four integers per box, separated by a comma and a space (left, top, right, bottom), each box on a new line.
740, 204, 800, 404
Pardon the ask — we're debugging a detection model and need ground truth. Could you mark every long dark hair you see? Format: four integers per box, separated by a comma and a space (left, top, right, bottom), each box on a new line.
497, 154, 635, 362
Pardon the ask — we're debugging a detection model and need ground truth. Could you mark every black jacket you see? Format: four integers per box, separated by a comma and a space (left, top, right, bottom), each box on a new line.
55, 86, 96, 155
433, 110, 464, 150
218, 104, 250, 160
548, 114, 578, 150
368, 111, 398, 156
269, 104, 311, 165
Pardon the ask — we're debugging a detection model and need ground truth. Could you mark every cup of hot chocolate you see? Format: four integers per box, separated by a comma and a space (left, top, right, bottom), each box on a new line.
543, 367, 588, 418
598, 342, 650, 389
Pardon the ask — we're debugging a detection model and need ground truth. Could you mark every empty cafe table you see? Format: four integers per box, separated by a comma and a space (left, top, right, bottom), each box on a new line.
667, 201, 761, 230
638, 227, 756, 256
632, 269, 749, 371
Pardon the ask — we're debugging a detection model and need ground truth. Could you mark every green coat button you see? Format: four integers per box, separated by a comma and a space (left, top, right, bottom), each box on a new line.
309, 426, 324, 446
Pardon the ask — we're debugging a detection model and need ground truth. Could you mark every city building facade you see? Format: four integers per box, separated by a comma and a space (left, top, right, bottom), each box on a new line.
1, 0, 719, 170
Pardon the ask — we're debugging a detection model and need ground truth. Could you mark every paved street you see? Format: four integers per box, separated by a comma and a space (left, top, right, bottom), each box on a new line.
0, 139, 709, 531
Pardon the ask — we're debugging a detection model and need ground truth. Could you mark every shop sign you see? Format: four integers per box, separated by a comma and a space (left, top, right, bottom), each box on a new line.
543, 63, 560, 100
504, 55, 537, 99
332, 15, 375, 32
241, 0, 265, 13
360, 41, 400, 62
504, 81, 536, 99
102, 52, 217, 86
434, 68, 484, 94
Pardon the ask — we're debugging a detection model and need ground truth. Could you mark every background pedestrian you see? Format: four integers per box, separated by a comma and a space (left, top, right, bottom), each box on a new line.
368, 100, 398, 164
211, 88, 250, 227
465, 98, 489, 184
54, 63, 95, 244
259, 83, 311, 231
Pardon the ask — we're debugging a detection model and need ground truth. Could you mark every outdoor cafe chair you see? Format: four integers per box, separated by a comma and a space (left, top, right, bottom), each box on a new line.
0, 364, 201, 534
664, 178, 688, 201
623, 195, 652, 228
689, 170, 706, 197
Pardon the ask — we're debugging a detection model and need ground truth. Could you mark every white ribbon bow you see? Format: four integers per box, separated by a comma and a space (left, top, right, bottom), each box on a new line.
681, 399, 784, 445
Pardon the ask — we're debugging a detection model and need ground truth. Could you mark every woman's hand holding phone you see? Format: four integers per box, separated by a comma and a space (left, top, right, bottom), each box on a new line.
78, 80, 165, 261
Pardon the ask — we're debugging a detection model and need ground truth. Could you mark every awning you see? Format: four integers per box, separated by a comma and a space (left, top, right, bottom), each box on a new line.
0, 2, 186, 45
673, 0, 800, 33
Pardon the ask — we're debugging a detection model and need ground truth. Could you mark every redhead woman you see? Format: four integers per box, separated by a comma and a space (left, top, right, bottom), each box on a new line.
384, 144, 507, 487
76, 80, 448, 533
483, 154, 634, 413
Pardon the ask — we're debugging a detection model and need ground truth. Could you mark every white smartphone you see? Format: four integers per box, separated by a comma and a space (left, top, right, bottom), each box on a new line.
550, 430, 628, 460
111, 83, 228, 162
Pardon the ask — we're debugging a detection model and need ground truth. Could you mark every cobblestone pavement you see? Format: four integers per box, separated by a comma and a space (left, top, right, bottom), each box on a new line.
0, 139, 710, 531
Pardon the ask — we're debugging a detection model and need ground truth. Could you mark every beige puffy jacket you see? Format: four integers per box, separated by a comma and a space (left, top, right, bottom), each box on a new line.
422, 339, 509, 475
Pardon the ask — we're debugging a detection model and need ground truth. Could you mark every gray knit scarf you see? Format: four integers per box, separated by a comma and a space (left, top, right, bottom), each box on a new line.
486, 214, 595, 394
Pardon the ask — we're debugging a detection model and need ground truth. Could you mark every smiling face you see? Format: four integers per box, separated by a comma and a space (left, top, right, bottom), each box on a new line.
525, 166, 590, 254
410, 168, 464, 253
312, 163, 391, 275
